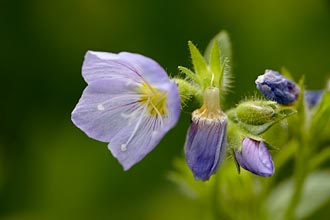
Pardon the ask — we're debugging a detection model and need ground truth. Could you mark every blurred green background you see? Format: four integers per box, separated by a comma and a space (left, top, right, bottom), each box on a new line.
1, 0, 330, 219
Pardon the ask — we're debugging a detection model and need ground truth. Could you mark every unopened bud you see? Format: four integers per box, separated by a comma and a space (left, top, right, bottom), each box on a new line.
235, 138, 274, 177
184, 87, 227, 181
256, 70, 300, 105
236, 101, 277, 125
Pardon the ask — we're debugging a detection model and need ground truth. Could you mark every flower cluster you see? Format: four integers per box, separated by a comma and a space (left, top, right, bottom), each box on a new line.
228, 69, 301, 176
71, 32, 299, 181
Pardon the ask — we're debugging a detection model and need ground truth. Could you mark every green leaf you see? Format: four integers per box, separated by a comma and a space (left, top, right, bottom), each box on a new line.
277, 108, 297, 117
239, 121, 278, 135
188, 41, 209, 85
286, 76, 305, 139
295, 76, 306, 125
209, 40, 222, 88
267, 170, 330, 220
204, 31, 233, 96
178, 66, 200, 84
240, 115, 296, 135
273, 139, 298, 169
310, 91, 330, 144
205, 30, 232, 64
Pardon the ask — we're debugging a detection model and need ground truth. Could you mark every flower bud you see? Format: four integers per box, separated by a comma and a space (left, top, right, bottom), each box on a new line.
184, 87, 227, 181
235, 138, 274, 177
236, 101, 276, 125
255, 70, 300, 105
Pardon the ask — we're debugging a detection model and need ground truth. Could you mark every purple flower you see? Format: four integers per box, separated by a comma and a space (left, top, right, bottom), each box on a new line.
71, 51, 181, 170
184, 87, 227, 181
255, 70, 300, 105
235, 138, 274, 177
305, 90, 324, 109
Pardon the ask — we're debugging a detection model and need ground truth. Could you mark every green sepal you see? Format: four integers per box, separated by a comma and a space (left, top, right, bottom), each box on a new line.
188, 41, 209, 86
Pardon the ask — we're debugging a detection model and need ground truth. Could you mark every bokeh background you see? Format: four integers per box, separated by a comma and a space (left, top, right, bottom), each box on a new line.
1, 0, 330, 219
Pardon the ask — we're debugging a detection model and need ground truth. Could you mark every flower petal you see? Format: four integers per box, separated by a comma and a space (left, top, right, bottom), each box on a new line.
71, 79, 142, 142
184, 115, 227, 181
82, 51, 171, 88
235, 138, 274, 177
72, 51, 181, 170
82, 51, 141, 83
108, 110, 175, 170
118, 52, 173, 89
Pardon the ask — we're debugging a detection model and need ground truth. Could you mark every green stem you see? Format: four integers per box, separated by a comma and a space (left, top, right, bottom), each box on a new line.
211, 173, 221, 220
285, 136, 310, 220
173, 78, 202, 104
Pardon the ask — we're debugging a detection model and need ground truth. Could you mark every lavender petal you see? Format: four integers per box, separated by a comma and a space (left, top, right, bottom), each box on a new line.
184, 115, 227, 181
72, 51, 181, 170
235, 138, 274, 177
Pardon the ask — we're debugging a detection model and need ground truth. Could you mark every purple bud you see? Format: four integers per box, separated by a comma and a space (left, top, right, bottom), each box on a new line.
305, 90, 324, 109
184, 87, 227, 181
255, 70, 300, 105
235, 138, 274, 177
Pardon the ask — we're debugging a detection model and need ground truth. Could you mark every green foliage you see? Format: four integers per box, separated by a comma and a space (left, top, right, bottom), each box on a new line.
205, 31, 233, 97
188, 41, 209, 84
209, 41, 222, 88
204, 31, 232, 70
168, 158, 268, 220
267, 170, 330, 220
175, 31, 233, 105
310, 91, 330, 145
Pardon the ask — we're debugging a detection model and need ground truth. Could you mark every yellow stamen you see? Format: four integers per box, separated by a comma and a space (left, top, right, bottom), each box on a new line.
137, 82, 168, 116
